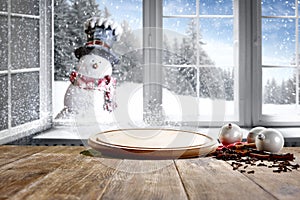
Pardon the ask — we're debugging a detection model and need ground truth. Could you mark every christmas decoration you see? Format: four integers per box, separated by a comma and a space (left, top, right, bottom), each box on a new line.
255, 129, 284, 153
214, 126, 294, 174
218, 123, 243, 146
247, 126, 266, 144
55, 17, 122, 120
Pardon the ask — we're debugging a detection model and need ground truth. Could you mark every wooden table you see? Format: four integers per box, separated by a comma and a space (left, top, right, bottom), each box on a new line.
0, 146, 300, 200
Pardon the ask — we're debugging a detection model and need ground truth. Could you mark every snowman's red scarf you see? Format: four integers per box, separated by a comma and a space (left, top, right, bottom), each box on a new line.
69, 70, 117, 112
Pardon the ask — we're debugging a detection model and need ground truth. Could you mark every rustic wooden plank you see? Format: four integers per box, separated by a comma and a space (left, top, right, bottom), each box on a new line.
175, 157, 276, 200
237, 147, 300, 200
0, 148, 82, 199
241, 162, 300, 200
37, 145, 86, 155
0, 145, 47, 167
100, 159, 188, 200
1, 146, 299, 200
282, 147, 300, 163
10, 155, 122, 200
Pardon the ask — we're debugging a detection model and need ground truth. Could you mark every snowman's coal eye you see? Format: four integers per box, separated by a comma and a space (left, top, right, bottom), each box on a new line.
92, 60, 94, 62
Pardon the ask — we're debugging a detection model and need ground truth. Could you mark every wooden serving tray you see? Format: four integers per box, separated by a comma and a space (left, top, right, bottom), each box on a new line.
88, 128, 218, 159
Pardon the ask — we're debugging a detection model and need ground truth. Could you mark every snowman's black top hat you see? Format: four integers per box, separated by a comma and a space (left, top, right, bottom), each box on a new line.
74, 24, 120, 66
74, 45, 119, 66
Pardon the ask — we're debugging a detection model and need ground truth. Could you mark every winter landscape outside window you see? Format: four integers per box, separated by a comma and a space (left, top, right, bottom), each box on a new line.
162, 0, 238, 123
2, 0, 300, 145
53, 0, 238, 125
259, 0, 300, 124
51, 0, 300, 126
53, 0, 144, 125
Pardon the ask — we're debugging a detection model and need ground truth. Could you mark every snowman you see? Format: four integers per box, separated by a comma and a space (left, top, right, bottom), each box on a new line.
55, 17, 123, 122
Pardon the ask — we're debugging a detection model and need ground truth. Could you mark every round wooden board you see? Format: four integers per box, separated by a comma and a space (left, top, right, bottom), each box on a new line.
88, 128, 218, 159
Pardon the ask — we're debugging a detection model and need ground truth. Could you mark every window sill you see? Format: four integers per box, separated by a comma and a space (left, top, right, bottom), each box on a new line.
18, 126, 300, 147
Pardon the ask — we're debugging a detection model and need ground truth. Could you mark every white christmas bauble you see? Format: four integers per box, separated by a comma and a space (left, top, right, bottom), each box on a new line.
255, 129, 284, 153
219, 123, 243, 146
247, 127, 266, 143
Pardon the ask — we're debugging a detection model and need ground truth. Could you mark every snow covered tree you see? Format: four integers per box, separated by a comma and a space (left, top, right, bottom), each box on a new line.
177, 19, 210, 96
285, 76, 296, 104
163, 34, 172, 64
54, 0, 73, 80
171, 38, 180, 64
279, 80, 288, 104
54, 0, 102, 80
162, 18, 223, 98
163, 34, 182, 92
223, 68, 234, 101
68, 0, 101, 47
103, 6, 111, 18
113, 20, 142, 83
264, 78, 280, 104
264, 74, 296, 105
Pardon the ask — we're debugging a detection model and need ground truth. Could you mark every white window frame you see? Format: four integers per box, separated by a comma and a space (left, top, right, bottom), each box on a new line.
145, 0, 249, 127
145, 0, 300, 127
0, 0, 53, 144
252, 0, 300, 126
8, 0, 295, 134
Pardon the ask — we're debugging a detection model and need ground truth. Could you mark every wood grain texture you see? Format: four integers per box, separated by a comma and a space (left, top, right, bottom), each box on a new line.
1, 146, 300, 200
11, 155, 122, 200
240, 147, 300, 200
175, 157, 276, 200
38, 145, 86, 155
282, 147, 300, 163
100, 159, 188, 200
0, 151, 75, 199
0, 145, 47, 167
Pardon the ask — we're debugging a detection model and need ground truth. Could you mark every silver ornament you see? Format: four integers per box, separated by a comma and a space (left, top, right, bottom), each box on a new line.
247, 127, 266, 143
255, 129, 284, 153
219, 123, 243, 146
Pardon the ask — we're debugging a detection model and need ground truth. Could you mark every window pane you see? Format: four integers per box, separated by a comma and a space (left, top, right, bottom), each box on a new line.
11, 17, 40, 69
115, 83, 144, 125
199, 67, 234, 101
200, 18, 234, 67
0, 75, 8, 131
163, 0, 196, 16
200, 0, 233, 15
163, 18, 196, 65
11, 0, 39, 16
163, 18, 190, 34
262, 0, 295, 16
98, 0, 142, 30
262, 68, 298, 116
11, 72, 40, 127
164, 66, 197, 97
163, 0, 237, 122
162, 66, 235, 120
0, 16, 8, 71
0, 0, 7, 12
262, 18, 295, 66
199, 66, 235, 118
54, 0, 143, 126
163, 66, 197, 121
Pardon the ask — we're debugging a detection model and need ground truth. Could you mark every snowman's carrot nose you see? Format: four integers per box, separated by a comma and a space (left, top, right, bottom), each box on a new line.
92, 63, 99, 69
